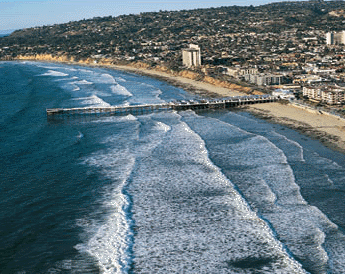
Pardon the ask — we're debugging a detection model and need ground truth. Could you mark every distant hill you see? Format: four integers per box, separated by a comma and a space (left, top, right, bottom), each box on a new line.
0, 29, 16, 37
1, 1, 345, 65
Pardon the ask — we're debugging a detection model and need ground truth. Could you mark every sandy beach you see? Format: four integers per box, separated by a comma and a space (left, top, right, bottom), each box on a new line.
248, 103, 345, 152
113, 64, 345, 153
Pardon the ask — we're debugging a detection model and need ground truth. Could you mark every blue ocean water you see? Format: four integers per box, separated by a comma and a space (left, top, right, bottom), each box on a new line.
1, 61, 345, 274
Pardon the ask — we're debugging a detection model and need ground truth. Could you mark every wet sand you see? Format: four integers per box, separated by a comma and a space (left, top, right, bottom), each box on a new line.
247, 103, 345, 152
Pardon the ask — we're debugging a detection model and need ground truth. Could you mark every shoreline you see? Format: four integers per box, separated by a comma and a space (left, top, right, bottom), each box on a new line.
7, 58, 345, 153
246, 103, 345, 153
112, 64, 244, 98
109, 64, 345, 154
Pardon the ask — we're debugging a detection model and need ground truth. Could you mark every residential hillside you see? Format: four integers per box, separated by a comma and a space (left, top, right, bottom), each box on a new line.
1, 0, 345, 67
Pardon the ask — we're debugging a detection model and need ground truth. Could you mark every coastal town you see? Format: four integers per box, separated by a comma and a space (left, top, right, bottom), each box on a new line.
1, 1, 345, 116
3, 2, 345, 273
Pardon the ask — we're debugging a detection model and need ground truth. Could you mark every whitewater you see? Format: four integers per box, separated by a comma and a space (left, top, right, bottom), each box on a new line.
1, 61, 345, 274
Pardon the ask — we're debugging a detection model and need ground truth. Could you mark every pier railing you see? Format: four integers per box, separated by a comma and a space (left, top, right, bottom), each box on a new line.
46, 95, 279, 117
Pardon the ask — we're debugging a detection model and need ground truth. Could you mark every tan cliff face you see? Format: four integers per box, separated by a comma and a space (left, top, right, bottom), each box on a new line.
16, 54, 117, 66
17, 54, 72, 62
177, 70, 200, 81
203, 76, 263, 95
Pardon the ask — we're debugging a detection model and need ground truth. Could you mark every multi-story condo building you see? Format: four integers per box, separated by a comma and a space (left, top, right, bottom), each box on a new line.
303, 85, 345, 104
245, 73, 283, 86
223, 66, 259, 78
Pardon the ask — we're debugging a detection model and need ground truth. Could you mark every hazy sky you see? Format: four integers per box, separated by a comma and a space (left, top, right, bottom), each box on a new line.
0, 0, 302, 32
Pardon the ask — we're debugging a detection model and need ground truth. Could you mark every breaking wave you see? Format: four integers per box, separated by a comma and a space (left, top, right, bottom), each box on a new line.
110, 84, 133, 97
40, 70, 69, 77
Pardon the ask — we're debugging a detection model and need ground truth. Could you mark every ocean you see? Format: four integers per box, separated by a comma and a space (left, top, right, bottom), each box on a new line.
1, 61, 345, 274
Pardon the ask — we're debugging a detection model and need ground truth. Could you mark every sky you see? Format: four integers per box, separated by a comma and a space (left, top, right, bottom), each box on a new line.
0, 0, 303, 33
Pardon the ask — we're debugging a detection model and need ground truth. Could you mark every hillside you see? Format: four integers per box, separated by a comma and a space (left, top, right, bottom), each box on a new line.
1, 1, 345, 67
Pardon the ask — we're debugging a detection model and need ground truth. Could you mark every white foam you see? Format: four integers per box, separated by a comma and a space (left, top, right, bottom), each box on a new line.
91, 115, 138, 124
269, 131, 305, 162
40, 70, 69, 77
72, 80, 93, 85
77, 147, 137, 273
99, 73, 117, 84
127, 116, 306, 273
121, 101, 130, 107
116, 77, 126, 82
66, 79, 93, 92
79, 68, 94, 74
324, 174, 335, 188
71, 70, 117, 85
75, 95, 111, 107
36, 64, 64, 70
309, 152, 343, 170
153, 121, 171, 132
64, 68, 77, 72
324, 232, 345, 273
110, 84, 133, 97
126, 82, 164, 105
75, 191, 133, 274
181, 112, 340, 273
77, 131, 84, 139
75, 117, 144, 273
54, 76, 79, 82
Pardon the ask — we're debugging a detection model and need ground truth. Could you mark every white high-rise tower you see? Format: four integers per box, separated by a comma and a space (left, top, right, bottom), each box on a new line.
182, 44, 201, 68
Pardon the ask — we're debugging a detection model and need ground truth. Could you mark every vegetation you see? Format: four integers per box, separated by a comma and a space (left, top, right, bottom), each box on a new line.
2, 1, 345, 66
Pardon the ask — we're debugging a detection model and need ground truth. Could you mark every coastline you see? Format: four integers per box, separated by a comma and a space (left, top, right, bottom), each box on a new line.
9, 57, 345, 153
246, 103, 345, 153
109, 64, 345, 153
112, 64, 244, 98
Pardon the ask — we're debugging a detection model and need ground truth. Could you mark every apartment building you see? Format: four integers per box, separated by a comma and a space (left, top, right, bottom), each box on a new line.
223, 66, 259, 78
245, 73, 283, 86
303, 85, 345, 104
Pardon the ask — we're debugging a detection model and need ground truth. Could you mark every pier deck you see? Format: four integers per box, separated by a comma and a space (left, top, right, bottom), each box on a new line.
46, 95, 279, 117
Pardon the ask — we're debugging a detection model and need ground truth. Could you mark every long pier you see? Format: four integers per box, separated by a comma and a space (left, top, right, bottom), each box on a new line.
46, 95, 279, 117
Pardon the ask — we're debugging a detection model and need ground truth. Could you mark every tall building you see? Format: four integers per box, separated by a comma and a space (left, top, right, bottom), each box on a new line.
182, 44, 201, 67
326, 31, 345, 45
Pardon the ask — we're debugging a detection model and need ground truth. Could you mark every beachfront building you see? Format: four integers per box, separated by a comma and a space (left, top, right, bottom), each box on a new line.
222, 66, 259, 78
303, 86, 322, 102
245, 73, 283, 86
321, 88, 345, 105
303, 85, 345, 105
182, 44, 201, 68
272, 89, 295, 100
